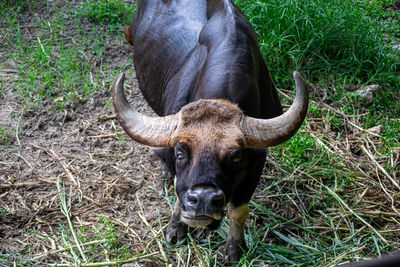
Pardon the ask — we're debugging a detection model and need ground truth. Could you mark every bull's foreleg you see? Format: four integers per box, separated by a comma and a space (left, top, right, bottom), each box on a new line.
165, 199, 188, 243
223, 203, 249, 262
221, 149, 266, 261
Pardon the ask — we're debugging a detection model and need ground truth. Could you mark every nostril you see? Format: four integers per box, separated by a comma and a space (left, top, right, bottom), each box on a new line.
211, 198, 224, 209
186, 187, 225, 211
187, 194, 198, 205
211, 192, 225, 209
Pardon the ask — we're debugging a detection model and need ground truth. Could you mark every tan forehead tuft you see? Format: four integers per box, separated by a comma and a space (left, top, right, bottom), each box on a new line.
170, 99, 245, 154
180, 99, 243, 126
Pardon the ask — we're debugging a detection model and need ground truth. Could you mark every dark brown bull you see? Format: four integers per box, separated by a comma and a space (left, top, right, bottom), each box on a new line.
113, 0, 308, 261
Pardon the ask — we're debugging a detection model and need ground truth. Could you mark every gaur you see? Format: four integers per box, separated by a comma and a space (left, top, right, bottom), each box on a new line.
113, 0, 308, 261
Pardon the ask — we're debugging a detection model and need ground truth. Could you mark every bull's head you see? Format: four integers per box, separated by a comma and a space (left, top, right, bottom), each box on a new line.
112, 72, 308, 228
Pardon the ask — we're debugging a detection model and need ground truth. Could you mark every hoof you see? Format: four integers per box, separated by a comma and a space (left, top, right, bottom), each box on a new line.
165, 220, 188, 244
219, 239, 247, 262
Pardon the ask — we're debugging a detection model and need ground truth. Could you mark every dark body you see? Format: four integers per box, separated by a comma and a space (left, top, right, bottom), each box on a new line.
130, 1, 282, 191
131, 0, 282, 118
126, 0, 284, 261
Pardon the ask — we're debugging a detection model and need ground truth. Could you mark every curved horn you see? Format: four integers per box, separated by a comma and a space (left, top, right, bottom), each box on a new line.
112, 73, 178, 147
242, 71, 309, 148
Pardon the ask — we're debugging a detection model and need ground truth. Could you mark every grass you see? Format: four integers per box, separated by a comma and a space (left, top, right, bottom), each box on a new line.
6, 179, 156, 266
1, 0, 132, 109
354, 0, 400, 39
80, 0, 135, 26
234, 0, 399, 86
1, 0, 399, 266
233, 0, 400, 157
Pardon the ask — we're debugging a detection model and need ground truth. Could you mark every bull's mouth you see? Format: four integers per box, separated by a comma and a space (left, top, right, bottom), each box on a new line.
181, 210, 222, 228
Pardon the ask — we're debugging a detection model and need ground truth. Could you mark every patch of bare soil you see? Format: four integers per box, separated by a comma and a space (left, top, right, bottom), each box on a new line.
0, 71, 171, 263
0, 2, 170, 265
0, 71, 172, 264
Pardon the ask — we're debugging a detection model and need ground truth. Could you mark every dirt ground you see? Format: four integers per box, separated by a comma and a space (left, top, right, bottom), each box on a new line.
0, 1, 174, 265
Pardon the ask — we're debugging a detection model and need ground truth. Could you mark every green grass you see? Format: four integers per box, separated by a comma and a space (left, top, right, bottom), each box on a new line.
353, 0, 400, 39
234, 0, 399, 87
233, 1, 400, 264
233, 0, 400, 167
232, 0, 400, 157
0, 0, 28, 10
0, 0, 132, 108
80, 0, 135, 26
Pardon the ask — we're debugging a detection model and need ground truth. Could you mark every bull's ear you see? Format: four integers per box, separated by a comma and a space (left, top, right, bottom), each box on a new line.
241, 71, 309, 148
112, 73, 179, 147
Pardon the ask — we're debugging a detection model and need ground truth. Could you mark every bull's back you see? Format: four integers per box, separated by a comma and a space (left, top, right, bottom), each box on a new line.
131, 0, 282, 119
131, 0, 207, 115
189, 4, 282, 119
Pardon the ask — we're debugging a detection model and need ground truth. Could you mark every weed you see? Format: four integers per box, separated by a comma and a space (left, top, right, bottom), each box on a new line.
0, 207, 6, 218
0, 126, 14, 147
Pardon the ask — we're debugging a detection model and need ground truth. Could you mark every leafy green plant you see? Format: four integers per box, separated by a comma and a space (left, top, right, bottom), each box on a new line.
0, 207, 7, 218
0, 126, 13, 147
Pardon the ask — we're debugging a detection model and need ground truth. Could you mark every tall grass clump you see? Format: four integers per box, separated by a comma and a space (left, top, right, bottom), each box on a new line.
234, 0, 398, 86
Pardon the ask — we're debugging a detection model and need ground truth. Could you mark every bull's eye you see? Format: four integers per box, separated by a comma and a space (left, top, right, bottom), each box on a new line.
174, 142, 189, 165
230, 148, 243, 163
176, 151, 184, 160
